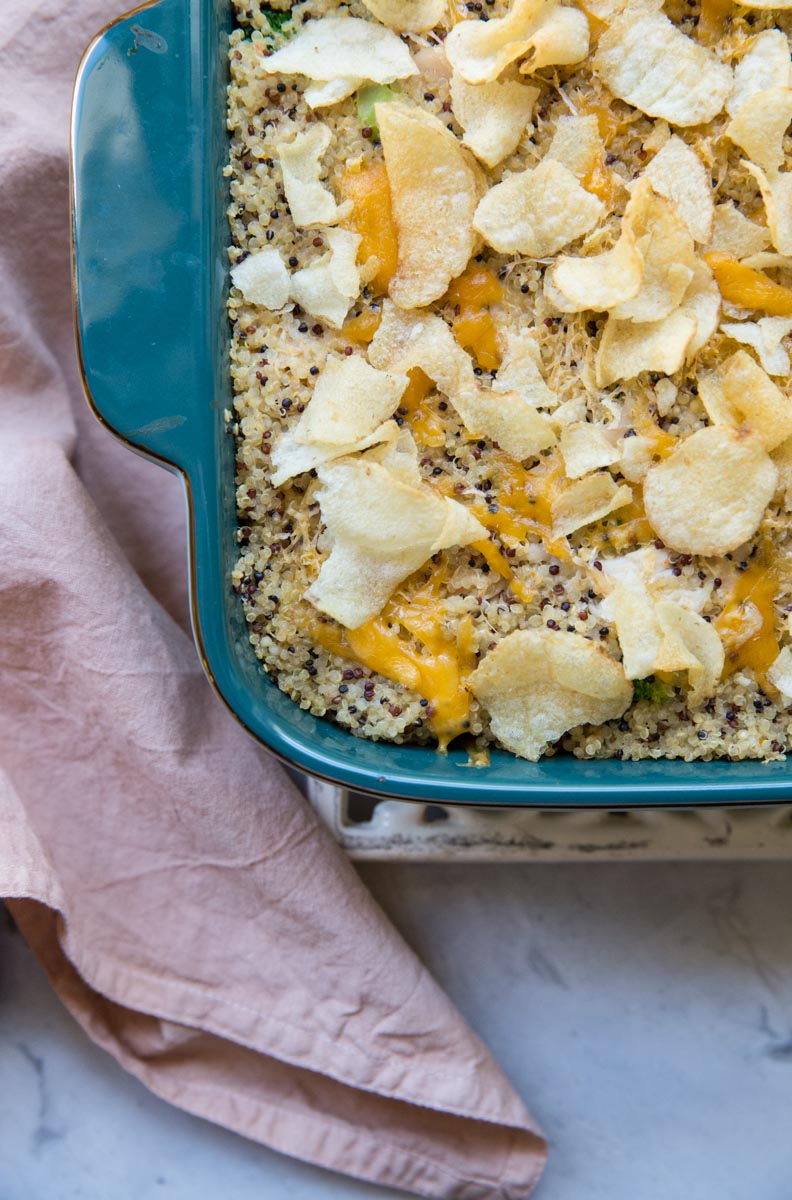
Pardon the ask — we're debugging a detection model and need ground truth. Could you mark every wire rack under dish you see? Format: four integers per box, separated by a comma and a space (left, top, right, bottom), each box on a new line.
301, 777, 792, 861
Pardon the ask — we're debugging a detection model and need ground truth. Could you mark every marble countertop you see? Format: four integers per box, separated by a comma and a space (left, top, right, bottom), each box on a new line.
3, 858, 792, 1199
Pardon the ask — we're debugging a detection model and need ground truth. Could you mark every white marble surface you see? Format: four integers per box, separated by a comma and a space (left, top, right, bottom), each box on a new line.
3, 859, 792, 1199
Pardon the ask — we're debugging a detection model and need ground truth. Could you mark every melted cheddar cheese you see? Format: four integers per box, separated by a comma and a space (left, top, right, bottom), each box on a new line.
340, 162, 399, 295
308, 566, 473, 750
399, 367, 446, 448
705, 253, 792, 317
716, 563, 780, 682
444, 264, 503, 371
343, 308, 382, 346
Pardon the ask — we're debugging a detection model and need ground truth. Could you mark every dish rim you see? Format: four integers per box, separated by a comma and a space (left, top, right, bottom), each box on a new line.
70, 0, 792, 807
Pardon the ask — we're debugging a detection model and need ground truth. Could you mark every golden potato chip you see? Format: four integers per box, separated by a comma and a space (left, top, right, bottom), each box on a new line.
611, 180, 697, 323
559, 421, 619, 478
545, 230, 643, 313
305, 455, 486, 628
304, 77, 361, 109
368, 302, 557, 458
551, 472, 633, 537
360, 0, 446, 32
744, 161, 792, 256
642, 136, 714, 244
708, 204, 772, 259
366, 426, 423, 486
618, 432, 658, 483
595, 310, 696, 387
469, 628, 632, 760
295, 355, 409, 446
445, 0, 589, 85
699, 349, 792, 450
474, 160, 604, 257
654, 601, 725, 703
593, 9, 732, 126
545, 114, 602, 180
773, 435, 792, 510
270, 420, 399, 488
726, 29, 792, 117
681, 260, 721, 357
720, 316, 792, 376
230, 247, 291, 310
517, 4, 591, 74
290, 228, 362, 327
450, 74, 539, 168
276, 124, 341, 228
377, 103, 485, 308
600, 582, 664, 679
262, 15, 417, 84
767, 645, 792, 700
726, 89, 792, 175
643, 425, 778, 555
492, 329, 559, 408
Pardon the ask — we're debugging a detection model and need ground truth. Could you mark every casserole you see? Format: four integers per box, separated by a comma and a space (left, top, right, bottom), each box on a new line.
72, 0, 792, 805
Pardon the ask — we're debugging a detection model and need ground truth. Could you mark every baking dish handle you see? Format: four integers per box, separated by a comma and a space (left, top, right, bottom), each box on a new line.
71, 0, 214, 471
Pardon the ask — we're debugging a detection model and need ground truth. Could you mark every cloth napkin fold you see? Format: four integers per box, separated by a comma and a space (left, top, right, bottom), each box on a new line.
0, 2, 547, 1195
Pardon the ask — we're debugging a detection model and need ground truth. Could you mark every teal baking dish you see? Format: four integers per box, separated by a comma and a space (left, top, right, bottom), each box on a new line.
71, 0, 792, 806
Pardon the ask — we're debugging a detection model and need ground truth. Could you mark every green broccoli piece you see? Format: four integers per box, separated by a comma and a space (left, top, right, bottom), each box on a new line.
632, 677, 671, 703
262, 6, 293, 35
356, 84, 395, 138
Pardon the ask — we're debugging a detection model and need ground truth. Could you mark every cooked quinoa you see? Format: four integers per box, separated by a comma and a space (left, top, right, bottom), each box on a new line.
226, 0, 792, 761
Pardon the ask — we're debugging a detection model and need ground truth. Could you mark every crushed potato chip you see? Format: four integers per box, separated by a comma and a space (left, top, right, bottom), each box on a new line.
611, 180, 697, 323
682, 260, 722, 356
726, 89, 792, 175
545, 228, 643, 313
492, 328, 559, 408
304, 77, 362, 109
295, 355, 409, 446
518, 4, 591, 73
726, 29, 792, 117
720, 316, 792, 375
559, 421, 619, 478
596, 310, 697, 387
270, 420, 399, 488
618, 432, 658, 482
708, 204, 772, 259
276, 124, 341, 228
654, 600, 725, 703
378, 103, 484, 308
470, 628, 632, 760
450, 74, 539, 168
445, 0, 589, 85
744, 162, 792, 256
551, 472, 632, 536
545, 114, 602, 180
290, 228, 362, 327
699, 349, 792, 450
767, 645, 792, 700
230, 246, 291, 309
261, 15, 417, 84
368, 302, 557, 458
305, 453, 486, 628
643, 424, 778, 555
474, 159, 604, 257
360, 0, 446, 32
593, 9, 732, 126
641, 135, 714, 244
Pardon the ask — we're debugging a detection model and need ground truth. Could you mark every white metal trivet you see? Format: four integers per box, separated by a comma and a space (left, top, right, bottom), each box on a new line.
304, 778, 792, 861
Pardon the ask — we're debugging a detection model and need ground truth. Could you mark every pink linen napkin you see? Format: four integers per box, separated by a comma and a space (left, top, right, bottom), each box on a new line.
0, 1, 547, 1195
